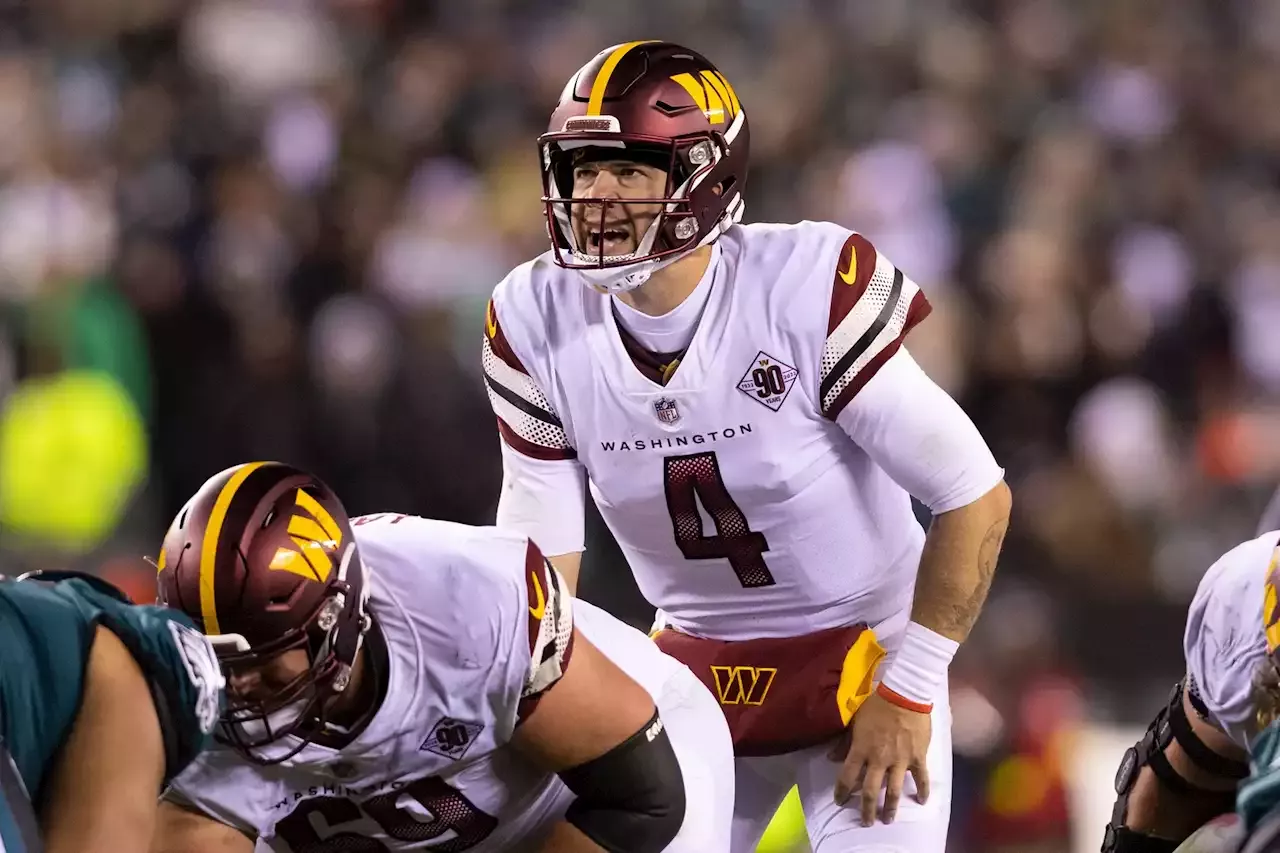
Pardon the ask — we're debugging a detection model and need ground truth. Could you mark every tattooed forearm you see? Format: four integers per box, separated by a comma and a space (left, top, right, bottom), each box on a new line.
951, 518, 1007, 631
911, 483, 1012, 641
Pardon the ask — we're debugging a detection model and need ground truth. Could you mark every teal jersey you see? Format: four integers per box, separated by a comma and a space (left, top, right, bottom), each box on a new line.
1235, 719, 1280, 852
0, 743, 40, 853
1242, 720, 1280, 820
0, 576, 223, 819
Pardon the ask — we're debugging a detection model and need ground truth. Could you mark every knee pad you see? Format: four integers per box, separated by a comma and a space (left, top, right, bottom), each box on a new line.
1102, 679, 1248, 852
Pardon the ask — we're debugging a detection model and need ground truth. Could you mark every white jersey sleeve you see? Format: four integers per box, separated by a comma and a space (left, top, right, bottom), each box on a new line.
483, 279, 589, 556
815, 231, 932, 420
513, 541, 577, 719
354, 516, 578, 732
792, 228, 1001, 513
1184, 532, 1280, 748
836, 348, 1004, 513
482, 291, 576, 462
496, 441, 588, 557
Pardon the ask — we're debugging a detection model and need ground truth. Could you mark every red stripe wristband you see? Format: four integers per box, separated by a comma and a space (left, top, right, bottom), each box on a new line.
876, 682, 933, 714
877, 621, 959, 711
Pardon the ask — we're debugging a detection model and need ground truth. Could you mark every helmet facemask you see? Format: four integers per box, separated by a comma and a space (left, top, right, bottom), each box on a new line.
539, 117, 745, 293
209, 542, 370, 765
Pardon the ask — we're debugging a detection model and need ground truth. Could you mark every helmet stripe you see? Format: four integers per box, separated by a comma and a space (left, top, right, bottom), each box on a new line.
586, 41, 657, 116
712, 71, 741, 116
199, 461, 267, 634
1266, 545, 1280, 652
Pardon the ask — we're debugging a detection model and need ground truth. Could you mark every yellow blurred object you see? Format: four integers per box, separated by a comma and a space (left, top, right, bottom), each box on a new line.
757, 785, 810, 852
986, 753, 1051, 816
0, 371, 148, 552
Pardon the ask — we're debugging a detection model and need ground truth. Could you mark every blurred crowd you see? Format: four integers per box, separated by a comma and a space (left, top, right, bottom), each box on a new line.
1, 0, 1279, 848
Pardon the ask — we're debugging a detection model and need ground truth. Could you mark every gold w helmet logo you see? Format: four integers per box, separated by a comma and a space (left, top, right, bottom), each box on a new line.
669, 70, 741, 125
269, 489, 344, 582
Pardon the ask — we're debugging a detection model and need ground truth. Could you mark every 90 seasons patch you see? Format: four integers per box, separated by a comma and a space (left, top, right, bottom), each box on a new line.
422, 717, 484, 761
737, 351, 799, 412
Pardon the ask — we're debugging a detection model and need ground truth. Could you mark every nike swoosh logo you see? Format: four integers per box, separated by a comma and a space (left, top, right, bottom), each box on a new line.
485, 300, 498, 339
529, 570, 546, 621
838, 248, 858, 285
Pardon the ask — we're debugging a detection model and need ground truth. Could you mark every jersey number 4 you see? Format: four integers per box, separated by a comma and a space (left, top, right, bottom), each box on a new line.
663, 451, 775, 588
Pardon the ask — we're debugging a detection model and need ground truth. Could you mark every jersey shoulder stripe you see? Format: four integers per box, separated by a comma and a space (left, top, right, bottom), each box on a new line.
819, 232, 931, 419
517, 540, 574, 722
482, 298, 576, 460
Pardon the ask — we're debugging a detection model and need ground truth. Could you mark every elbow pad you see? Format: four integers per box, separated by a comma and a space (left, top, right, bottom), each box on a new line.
559, 711, 686, 853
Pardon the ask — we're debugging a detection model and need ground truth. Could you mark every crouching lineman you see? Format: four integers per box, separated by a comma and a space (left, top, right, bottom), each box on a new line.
0, 570, 223, 853
149, 461, 734, 853
1102, 530, 1280, 851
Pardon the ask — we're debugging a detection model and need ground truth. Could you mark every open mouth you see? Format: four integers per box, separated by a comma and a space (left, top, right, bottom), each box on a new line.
587, 227, 631, 253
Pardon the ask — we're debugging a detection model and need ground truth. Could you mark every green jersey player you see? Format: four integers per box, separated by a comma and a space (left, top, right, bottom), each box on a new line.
0, 570, 223, 853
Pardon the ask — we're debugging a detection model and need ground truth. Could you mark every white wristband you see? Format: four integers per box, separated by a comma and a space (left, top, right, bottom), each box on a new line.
879, 621, 959, 707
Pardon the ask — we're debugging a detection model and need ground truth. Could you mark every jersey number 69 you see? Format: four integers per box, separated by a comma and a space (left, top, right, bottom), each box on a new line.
273, 775, 496, 852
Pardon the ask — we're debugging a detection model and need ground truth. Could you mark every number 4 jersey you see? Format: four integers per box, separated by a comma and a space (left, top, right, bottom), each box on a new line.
165, 515, 686, 852
484, 220, 1004, 644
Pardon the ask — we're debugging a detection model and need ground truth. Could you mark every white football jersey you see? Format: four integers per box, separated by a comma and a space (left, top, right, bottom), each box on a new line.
166, 514, 684, 852
1184, 530, 1280, 748
484, 221, 932, 641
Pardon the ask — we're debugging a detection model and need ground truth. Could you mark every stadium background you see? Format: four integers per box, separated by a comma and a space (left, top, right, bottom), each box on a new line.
0, 0, 1277, 849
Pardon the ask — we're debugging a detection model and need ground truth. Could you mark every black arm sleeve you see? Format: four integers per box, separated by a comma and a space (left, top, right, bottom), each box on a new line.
558, 711, 686, 853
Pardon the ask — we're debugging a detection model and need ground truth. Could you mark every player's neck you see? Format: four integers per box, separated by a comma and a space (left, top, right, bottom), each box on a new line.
616, 245, 712, 317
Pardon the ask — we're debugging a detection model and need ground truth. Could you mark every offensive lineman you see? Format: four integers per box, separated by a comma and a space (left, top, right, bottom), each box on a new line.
1102, 530, 1280, 852
149, 461, 734, 853
482, 40, 1011, 850
0, 570, 223, 853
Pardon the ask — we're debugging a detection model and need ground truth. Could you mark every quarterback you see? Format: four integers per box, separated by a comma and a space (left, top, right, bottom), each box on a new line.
1103, 530, 1280, 852
483, 40, 1012, 850
0, 570, 222, 853
149, 461, 734, 853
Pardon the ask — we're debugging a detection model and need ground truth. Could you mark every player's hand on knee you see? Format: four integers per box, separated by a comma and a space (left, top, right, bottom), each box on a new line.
830, 690, 932, 826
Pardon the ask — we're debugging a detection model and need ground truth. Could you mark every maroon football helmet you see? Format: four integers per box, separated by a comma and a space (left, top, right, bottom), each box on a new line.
540, 40, 749, 292
155, 461, 369, 764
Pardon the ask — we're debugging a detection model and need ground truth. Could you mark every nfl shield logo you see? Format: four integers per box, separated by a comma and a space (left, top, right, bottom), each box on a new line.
654, 397, 680, 425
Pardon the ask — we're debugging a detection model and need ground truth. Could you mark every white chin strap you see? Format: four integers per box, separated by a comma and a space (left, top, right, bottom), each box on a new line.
574, 244, 686, 294
551, 117, 746, 294
571, 198, 742, 293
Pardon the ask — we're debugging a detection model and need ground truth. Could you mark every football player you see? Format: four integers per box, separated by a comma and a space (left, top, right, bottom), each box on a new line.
0, 570, 223, 853
1233, 717, 1280, 853
1102, 530, 1280, 852
482, 40, 1012, 851
148, 461, 734, 853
